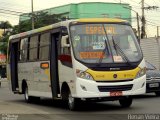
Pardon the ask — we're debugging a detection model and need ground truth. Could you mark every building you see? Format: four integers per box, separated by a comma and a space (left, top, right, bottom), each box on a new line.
20, 2, 132, 24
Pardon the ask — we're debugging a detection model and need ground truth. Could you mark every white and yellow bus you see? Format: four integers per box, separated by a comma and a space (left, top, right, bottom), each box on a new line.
7, 18, 146, 110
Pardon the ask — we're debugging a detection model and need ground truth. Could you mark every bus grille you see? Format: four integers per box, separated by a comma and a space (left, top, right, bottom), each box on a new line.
98, 84, 133, 92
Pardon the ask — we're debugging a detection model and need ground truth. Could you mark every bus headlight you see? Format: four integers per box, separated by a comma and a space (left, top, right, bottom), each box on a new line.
76, 69, 93, 80
136, 67, 146, 78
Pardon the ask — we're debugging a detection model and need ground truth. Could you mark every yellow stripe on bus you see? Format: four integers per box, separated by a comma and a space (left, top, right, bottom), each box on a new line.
78, 18, 127, 23
44, 69, 50, 80
86, 67, 140, 81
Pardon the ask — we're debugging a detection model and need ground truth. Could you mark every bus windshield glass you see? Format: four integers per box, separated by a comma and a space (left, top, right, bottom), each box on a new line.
70, 23, 142, 64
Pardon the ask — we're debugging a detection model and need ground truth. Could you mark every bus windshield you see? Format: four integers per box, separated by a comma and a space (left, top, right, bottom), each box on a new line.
70, 23, 142, 64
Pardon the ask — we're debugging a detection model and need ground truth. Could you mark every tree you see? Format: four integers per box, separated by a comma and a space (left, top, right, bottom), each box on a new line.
0, 34, 9, 55
0, 21, 12, 55
18, 11, 61, 32
0, 21, 12, 34
0, 12, 62, 55
11, 11, 63, 34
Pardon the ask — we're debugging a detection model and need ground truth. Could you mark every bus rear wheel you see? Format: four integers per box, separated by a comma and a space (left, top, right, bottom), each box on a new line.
24, 86, 38, 103
119, 96, 132, 108
24, 86, 31, 102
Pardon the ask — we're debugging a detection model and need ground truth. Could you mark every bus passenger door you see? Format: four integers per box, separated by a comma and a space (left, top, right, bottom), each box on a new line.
10, 42, 19, 92
50, 32, 60, 98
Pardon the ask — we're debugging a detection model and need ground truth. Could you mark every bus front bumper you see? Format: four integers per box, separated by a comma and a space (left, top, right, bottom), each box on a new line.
72, 75, 146, 98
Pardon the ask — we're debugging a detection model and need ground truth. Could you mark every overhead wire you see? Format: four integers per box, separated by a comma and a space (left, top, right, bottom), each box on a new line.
0, 11, 20, 16
130, 0, 141, 5
0, 9, 24, 14
0, 1, 31, 12
0, 0, 159, 29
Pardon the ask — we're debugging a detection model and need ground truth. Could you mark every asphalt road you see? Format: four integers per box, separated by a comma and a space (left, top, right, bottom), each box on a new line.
0, 80, 160, 120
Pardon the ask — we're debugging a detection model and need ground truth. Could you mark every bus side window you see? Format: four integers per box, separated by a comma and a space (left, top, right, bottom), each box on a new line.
19, 38, 28, 61
39, 32, 50, 60
29, 35, 39, 61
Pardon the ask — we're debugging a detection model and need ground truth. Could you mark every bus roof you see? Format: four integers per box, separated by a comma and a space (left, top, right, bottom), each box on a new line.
9, 18, 128, 41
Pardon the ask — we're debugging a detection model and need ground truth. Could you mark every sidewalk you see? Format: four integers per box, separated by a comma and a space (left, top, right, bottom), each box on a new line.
0, 78, 8, 88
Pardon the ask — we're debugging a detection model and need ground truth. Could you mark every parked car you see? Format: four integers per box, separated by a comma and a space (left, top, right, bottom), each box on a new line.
146, 61, 160, 96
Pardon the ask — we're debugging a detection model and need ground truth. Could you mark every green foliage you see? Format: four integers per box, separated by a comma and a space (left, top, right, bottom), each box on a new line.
0, 21, 12, 30
11, 25, 19, 35
0, 12, 63, 55
0, 21, 12, 55
0, 32, 10, 55
16, 11, 61, 33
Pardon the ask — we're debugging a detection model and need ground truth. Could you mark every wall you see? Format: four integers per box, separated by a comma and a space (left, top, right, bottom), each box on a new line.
71, 2, 131, 23
19, 2, 131, 24
140, 37, 160, 70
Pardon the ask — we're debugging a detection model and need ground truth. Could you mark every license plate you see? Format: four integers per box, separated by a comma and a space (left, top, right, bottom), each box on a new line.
149, 83, 159, 88
110, 91, 123, 96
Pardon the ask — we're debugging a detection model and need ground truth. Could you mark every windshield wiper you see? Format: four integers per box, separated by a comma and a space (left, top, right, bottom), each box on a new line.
97, 24, 112, 65
97, 24, 131, 66
111, 36, 132, 66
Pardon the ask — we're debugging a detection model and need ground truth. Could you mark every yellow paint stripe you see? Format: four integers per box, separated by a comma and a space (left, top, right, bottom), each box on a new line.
44, 69, 50, 80
87, 67, 140, 81
78, 18, 127, 23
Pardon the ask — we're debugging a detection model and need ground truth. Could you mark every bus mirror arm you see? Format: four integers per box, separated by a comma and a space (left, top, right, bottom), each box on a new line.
61, 35, 70, 48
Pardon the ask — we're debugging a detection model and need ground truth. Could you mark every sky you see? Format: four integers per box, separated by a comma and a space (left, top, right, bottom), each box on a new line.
0, 0, 160, 37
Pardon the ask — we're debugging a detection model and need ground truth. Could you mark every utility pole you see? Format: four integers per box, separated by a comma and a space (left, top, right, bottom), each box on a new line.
136, 13, 140, 41
141, 0, 146, 39
31, 0, 34, 29
141, 0, 159, 38
123, 6, 141, 41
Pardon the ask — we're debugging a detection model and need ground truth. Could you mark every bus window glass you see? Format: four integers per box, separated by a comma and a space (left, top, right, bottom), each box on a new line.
19, 38, 28, 61
29, 36, 38, 60
39, 33, 50, 60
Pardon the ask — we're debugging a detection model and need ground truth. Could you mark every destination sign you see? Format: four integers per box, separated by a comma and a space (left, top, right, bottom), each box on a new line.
85, 26, 116, 35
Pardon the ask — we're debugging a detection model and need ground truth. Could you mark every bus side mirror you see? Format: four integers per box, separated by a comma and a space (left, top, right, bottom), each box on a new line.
61, 26, 68, 35
61, 35, 70, 48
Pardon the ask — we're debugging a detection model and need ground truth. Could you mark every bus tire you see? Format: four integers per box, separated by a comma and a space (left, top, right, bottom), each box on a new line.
155, 91, 160, 96
0, 82, 1, 88
61, 83, 80, 110
67, 91, 79, 111
119, 96, 132, 108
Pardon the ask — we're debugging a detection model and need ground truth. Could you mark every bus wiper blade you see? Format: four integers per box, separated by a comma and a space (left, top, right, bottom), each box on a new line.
112, 36, 131, 66
98, 39, 110, 64
97, 24, 112, 65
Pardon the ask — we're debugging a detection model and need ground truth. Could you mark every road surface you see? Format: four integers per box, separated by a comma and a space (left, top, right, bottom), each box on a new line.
0, 80, 160, 120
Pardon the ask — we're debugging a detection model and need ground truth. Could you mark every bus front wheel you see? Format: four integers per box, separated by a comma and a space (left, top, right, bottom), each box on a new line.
67, 91, 80, 111
68, 93, 76, 110
119, 96, 132, 108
